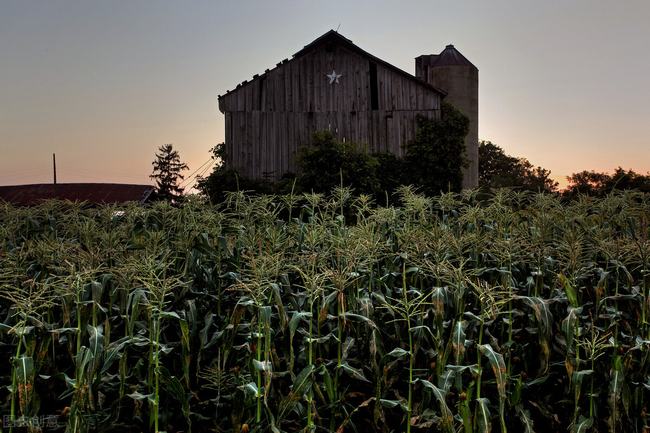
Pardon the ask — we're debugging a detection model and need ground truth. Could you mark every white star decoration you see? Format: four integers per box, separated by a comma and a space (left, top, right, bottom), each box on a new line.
326, 70, 342, 84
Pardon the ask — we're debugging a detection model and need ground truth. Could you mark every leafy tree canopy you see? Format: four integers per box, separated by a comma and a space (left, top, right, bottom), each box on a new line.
564, 167, 650, 197
479, 140, 558, 193
402, 102, 469, 195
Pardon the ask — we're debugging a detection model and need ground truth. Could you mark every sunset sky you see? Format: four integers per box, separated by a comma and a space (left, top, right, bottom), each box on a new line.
2, 0, 649, 189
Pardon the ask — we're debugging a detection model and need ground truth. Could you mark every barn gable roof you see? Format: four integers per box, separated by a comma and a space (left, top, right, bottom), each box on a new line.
218, 30, 447, 102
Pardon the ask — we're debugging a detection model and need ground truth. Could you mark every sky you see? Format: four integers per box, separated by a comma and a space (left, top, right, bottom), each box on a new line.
1, 0, 649, 189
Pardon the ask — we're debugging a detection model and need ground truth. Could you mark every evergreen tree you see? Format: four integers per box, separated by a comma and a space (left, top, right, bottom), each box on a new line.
150, 144, 188, 202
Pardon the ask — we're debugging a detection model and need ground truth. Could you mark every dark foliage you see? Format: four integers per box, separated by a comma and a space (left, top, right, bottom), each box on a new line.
295, 131, 380, 195
373, 152, 405, 203
197, 167, 275, 202
479, 140, 558, 193
564, 167, 650, 197
199, 104, 470, 202
197, 143, 291, 202
150, 144, 189, 202
401, 102, 469, 195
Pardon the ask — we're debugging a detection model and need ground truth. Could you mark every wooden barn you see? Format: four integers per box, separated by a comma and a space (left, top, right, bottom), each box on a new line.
218, 30, 478, 187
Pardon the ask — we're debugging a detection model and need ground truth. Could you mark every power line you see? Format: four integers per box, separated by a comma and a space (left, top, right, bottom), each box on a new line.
198, 159, 215, 179
186, 159, 216, 192
179, 157, 213, 187
175, 155, 217, 192
195, 159, 216, 183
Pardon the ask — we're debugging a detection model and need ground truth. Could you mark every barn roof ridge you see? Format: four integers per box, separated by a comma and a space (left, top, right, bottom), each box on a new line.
218, 30, 447, 99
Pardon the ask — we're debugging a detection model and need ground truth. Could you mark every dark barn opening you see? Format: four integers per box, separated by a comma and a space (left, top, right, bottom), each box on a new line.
258, 76, 265, 110
369, 61, 379, 110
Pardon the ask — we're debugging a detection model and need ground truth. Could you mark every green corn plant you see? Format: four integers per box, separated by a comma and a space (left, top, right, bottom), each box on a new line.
608, 354, 624, 433
467, 278, 508, 433
290, 256, 327, 432
421, 259, 476, 378
515, 295, 553, 375
0, 272, 54, 433
478, 344, 507, 433
69, 324, 105, 432
324, 258, 360, 387
416, 378, 455, 433
379, 260, 431, 433
233, 252, 283, 426
1, 188, 650, 433
58, 269, 99, 433
131, 255, 187, 433
578, 328, 612, 426
563, 305, 583, 425
199, 349, 238, 427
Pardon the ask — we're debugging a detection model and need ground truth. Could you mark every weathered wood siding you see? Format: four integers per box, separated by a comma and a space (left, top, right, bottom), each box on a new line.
219, 41, 441, 179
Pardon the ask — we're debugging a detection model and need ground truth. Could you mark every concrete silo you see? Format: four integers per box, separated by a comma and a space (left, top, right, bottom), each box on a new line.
416, 45, 479, 188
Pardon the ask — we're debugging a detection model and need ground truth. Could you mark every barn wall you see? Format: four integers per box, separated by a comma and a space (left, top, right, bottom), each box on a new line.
225, 110, 437, 179
220, 42, 442, 179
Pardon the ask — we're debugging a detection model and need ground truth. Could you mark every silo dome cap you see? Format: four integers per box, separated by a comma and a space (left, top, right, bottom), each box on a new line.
435, 44, 477, 69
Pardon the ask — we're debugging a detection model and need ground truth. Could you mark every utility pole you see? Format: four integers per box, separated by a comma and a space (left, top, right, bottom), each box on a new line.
53, 153, 57, 184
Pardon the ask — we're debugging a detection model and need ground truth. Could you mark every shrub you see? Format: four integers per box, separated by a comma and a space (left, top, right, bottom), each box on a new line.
295, 131, 380, 195
196, 143, 275, 202
373, 152, 405, 202
402, 102, 469, 195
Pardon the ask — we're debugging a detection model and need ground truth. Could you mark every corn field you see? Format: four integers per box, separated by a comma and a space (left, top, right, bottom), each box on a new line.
1, 188, 649, 433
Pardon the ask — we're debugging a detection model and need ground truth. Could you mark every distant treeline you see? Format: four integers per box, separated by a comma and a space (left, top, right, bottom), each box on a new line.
189, 103, 649, 202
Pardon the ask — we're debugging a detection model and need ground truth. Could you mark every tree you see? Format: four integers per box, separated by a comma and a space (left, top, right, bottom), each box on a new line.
402, 102, 469, 195
564, 167, 650, 197
478, 141, 518, 187
150, 144, 188, 202
478, 140, 558, 193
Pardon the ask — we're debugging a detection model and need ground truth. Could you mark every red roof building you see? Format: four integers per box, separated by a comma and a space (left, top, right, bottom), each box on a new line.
0, 183, 154, 206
